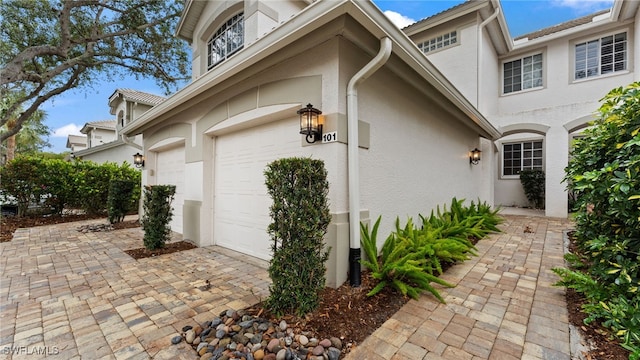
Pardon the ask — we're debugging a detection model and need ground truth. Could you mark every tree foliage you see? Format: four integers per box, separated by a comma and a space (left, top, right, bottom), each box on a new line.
557, 82, 640, 356
0, 0, 190, 142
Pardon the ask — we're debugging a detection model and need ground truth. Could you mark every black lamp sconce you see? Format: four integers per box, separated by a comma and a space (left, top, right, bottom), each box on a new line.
469, 148, 482, 165
298, 103, 323, 143
133, 152, 145, 168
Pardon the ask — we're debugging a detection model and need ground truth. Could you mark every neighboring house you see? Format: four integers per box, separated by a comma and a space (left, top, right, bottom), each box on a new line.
70, 89, 165, 164
120, 0, 501, 288
403, 0, 639, 217
66, 134, 87, 153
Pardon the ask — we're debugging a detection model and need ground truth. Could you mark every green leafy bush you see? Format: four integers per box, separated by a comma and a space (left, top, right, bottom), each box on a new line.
141, 185, 175, 250
264, 157, 331, 316
519, 169, 545, 209
557, 82, 640, 356
361, 198, 502, 302
108, 179, 138, 224
361, 217, 455, 302
0, 156, 48, 216
73, 161, 140, 215
0, 157, 140, 216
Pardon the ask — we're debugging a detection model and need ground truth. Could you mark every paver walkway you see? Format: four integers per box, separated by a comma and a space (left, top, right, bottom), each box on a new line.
346, 214, 574, 360
1, 214, 573, 359
0, 218, 270, 359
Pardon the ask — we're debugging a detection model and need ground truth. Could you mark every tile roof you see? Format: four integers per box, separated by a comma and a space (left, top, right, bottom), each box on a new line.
116, 89, 166, 106
66, 134, 86, 145
85, 120, 117, 129
514, 9, 610, 41
403, 0, 469, 30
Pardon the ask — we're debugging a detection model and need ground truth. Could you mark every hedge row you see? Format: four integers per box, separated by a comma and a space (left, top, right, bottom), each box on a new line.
0, 156, 141, 217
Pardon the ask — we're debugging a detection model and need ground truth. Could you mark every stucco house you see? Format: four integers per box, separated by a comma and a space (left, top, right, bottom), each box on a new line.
404, 0, 640, 217
70, 89, 165, 164
120, 0, 501, 287
65, 134, 87, 153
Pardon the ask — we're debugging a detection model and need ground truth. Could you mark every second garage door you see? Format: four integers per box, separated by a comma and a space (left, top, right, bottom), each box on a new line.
156, 146, 185, 234
213, 118, 303, 260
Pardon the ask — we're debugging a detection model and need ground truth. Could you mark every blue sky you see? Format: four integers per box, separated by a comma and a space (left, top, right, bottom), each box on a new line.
43, 0, 614, 153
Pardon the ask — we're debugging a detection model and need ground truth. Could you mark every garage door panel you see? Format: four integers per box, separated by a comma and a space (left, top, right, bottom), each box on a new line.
156, 146, 185, 234
214, 118, 302, 260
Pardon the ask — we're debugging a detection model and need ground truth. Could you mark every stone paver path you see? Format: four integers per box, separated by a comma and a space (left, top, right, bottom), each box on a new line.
346, 215, 573, 360
0, 218, 270, 359
1, 214, 573, 359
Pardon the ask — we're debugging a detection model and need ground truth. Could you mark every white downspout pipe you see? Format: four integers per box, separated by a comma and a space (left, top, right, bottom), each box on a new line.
346, 37, 392, 286
477, 6, 500, 107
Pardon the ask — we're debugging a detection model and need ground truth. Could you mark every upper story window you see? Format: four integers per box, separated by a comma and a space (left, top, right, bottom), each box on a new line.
503, 53, 543, 94
418, 31, 457, 54
503, 140, 543, 176
575, 32, 627, 80
207, 13, 244, 70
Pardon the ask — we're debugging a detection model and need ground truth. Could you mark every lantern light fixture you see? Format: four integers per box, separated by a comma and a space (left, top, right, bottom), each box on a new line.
469, 148, 481, 165
133, 152, 145, 168
298, 103, 323, 143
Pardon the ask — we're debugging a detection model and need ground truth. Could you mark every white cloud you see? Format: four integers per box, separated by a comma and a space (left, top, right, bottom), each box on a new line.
551, 0, 614, 13
52, 123, 83, 138
383, 10, 416, 29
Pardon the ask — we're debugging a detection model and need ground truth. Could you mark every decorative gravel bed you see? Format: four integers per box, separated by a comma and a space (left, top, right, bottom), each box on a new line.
172, 308, 344, 360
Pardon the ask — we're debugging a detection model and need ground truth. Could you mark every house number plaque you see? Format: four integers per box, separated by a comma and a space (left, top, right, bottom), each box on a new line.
322, 131, 337, 143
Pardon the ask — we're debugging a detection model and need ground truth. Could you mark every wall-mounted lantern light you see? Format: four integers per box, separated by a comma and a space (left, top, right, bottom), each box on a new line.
298, 103, 322, 143
133, 152, 145, 168
469, 148, 482, 165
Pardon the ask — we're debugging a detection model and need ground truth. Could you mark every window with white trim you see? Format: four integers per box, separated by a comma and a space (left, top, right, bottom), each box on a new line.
207, 13, 244, 70
503, 53, 543, 94
503, 141, 543, 176
575, 32, 627, 79
418, 31, 457, 54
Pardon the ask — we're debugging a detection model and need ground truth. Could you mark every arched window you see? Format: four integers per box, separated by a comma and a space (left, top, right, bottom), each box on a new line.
207, 13, 244, 69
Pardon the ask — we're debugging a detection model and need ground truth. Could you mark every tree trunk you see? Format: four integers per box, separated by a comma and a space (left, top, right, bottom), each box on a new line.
6, 119, 16, 161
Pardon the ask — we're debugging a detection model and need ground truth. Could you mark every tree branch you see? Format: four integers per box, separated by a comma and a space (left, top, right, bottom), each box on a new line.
0, 66, 84, 143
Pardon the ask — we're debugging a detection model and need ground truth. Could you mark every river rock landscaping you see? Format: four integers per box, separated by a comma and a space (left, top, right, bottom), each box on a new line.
173, 308, 344, 360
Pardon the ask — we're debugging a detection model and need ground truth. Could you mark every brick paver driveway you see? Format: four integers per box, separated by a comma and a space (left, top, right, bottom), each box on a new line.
0, 218, 270, 359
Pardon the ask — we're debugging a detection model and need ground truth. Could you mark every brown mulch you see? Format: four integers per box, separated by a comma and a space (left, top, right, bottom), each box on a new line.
124, 241, 198, 259
246, 271, 408, 356
0, 213, 105, 242
0, 215, 631, 358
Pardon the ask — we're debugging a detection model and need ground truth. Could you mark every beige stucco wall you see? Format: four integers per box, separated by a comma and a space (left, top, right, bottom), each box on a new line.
139, 15, 495, 287
81, 143, 141, 165
354, 58, 489, 240
190, 0, 305, 79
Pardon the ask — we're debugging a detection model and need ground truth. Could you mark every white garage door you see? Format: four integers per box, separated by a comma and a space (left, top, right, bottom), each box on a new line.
214, 118, 302, 260
156, 146, 185, 234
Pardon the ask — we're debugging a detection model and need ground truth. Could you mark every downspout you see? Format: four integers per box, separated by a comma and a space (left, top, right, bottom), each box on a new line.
347, 36, 392, 286
477, 6, 500, 107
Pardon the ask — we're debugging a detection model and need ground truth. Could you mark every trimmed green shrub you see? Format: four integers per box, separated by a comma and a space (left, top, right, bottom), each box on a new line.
264, 157, 331, 316
0, 156, 48, 216
361, 198, 502, 302
141, 185, 175, 250
72, 161, 140, 215
519, 169, 545, 209
0, 157, 140, 216
108, 179, 138, 224
557, 82, 640, 356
